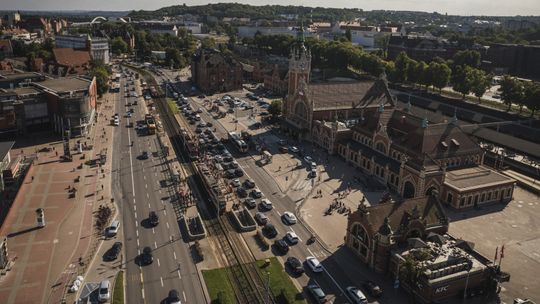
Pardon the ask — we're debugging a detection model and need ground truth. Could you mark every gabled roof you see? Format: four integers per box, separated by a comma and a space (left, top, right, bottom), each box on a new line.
53, 48, 91, 67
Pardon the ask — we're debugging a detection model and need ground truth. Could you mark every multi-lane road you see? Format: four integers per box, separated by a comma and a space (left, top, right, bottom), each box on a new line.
111, 71, 205, 304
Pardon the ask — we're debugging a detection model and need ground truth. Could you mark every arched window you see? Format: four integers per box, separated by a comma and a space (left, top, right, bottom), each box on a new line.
376, 142, 386, 154
351, 224, 370, 258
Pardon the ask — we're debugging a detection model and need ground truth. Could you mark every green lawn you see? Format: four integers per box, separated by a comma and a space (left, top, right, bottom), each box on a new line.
167, 98, 179, 114
202, 268, 236, 304
256, 257, 305, 304
112, 271, 124, 304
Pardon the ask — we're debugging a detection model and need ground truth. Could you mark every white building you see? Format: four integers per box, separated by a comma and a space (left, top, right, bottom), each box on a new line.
55, 34, 110, 63
180, 22, 203, 34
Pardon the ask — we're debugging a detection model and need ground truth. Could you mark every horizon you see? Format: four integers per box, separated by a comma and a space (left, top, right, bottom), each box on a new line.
1, 1, 540, 17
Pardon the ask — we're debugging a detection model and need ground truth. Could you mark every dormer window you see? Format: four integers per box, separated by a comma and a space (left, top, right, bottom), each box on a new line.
440, 141, 448, 149
451, 139, 460, 146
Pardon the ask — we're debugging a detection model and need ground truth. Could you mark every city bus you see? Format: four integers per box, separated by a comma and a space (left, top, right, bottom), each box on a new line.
228, 132, 248, 153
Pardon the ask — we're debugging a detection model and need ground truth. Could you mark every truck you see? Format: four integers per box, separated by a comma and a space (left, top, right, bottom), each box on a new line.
145, 114, 156, 135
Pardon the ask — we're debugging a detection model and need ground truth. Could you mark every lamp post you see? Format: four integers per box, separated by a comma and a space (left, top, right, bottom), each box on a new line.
463, 268, 471, 300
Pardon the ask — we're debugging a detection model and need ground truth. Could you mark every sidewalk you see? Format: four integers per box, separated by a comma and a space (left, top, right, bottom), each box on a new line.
0, 94, 117, 304
502, 169, 540, 195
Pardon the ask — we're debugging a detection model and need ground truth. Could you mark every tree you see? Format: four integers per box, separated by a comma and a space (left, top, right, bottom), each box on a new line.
469, 69, 492, 103
392, 51, 411, 83
165, 48, 185, 69
498, 75, 524, 111
452, 65, 474, 98
428, 62, 451, 93
523, 81, 540, 116
268, 100, 282, 117
452, 50, 481, 68
111, 37, 128, 56
345, 28, 352, 42
201, 37, 216, 49
89, 60, 110, 97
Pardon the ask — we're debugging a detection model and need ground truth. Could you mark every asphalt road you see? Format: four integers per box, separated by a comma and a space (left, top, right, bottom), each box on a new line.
112, 72, 205, 304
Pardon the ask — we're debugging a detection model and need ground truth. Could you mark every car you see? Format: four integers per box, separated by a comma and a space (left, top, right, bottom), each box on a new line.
243, 179, 255, 189
282, 211, 297, 224
278, 139, 287, 146
244, 198, 257, 209
225, 169, 236, 179
206, 122, 213, 127
308, 169, 317, 178
304, 156, 313, 163
274, 239, 289, 254
167, 289, 182, 304
346, 286, 368, 304
141, 151, 149, 159
104, 242, 123, 261
306, 256, 323, 273
214, 155, 223, 163
197, 108, 203, 113
149, 211, 159, 226
307, 283, 327, 303
286, 257, 304, 275
234, 168, 244, 177
262, 223, 278, 238
362, 281, 383, 297
251, 188, 262, 198
237, 187, 248, 198
223, 155, 234, 162
260, 199, 273, 210
230, 161, 239, 169
231, 178, 241, 187
255, 212, 268, 225
126, 112, 132, 118
279, 146, 288, 153
260, 104, 270, 109
113, 119, 120, 126
289, 146, 299, 153
106, 220, 120, 237
198, 122, 207, 128
97, 280, 111, 302
285, 231, 299, 244
141, 246, 153, 265
310, 162, 317, 170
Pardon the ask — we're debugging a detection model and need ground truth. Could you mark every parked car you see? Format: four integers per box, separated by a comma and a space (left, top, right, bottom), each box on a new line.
244, 198, 256, 209
304, 156, 313, 163
225, 169, 236, 179
346, 286, 368, 304
167, 289, 182, 304
260, 199, 273, 210
106, 220, 120, 237
141, 246, 153, 265
97, 280, 111, 302
274, 239, 289, 254
104, 242, 122, 261
237, 187, 248, 198
282, 211, 297, 224
234, 168, 244, 177
285, 231, 299, 244
306, 256, 323, 273
243, 179, 255, 189
255, 212, 268, 225
307, 283, 327, 303
289, 146, 299, 153
362, 281, 383, 297
286, 256, 304, 275
262, 223, 278, 238
251, 188, 262, 198
230, 178, 241, 187
141, 151, 149, 159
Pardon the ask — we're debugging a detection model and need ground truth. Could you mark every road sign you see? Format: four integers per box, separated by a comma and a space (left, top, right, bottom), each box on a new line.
394, 279, 400, 289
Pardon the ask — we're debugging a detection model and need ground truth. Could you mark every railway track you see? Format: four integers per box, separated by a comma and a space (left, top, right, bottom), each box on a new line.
129, 66, 270, 304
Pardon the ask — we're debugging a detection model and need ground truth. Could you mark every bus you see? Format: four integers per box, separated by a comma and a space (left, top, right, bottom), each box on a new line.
145, 114, 156, 135
228, 132, 248, 153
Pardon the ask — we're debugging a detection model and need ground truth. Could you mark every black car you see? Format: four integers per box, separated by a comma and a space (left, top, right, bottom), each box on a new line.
225, 169, 236, 179
286, 256, 304, 275
243, 179, 256, 189
234, 168, 244, 177
104, 242, 123, 261
141, 151, 149, 159
244, 198, 256, 209
237, 187, 248, 198
362, 280, 383, 297
149, 211, 159, 226
167, 289, 181, 304
223, 155, 234, 162
221, 162, 232, 170
141, 246, 153, 265
274, 239, 289, 254
206, 122, 213, 127
262, 223, 278, 238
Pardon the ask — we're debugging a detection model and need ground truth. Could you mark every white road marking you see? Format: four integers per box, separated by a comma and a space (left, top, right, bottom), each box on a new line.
152, 228, 155, 234
157, 258, 161, 267
135, 221, 138, 227
177, 270, 181, 279
134, 205, 136, 211
136, 230, 139, 237
146, 193, 149, 198
163, 210, 167, 216
141, 288, 145, 299
183, 291, 186, 301
143, 175, 146, 180
136, 239, 140, 247
148, 203, 151, 209
173, 251, 177, 260
137, 249, 141, 255
134, 212, 137, 219
140, 273, 144, 283
275, 210, 281, 216
154, 241, 157, 249
145, 184, 148, 189
160, 276, 164, 287
166, 222, 169, 229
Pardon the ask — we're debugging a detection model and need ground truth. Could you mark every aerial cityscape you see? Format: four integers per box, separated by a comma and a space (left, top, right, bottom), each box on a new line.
0, 2, 538, 304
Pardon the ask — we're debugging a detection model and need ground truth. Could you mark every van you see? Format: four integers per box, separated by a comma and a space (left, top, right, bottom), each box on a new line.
98, 280, 111, 302
106, 220, 120, 237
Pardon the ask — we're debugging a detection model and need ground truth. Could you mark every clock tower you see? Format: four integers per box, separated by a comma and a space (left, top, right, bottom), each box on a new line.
287, 26, 311, 97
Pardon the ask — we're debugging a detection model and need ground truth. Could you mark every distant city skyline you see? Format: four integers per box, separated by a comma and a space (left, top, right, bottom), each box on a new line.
2, 0, 540, 16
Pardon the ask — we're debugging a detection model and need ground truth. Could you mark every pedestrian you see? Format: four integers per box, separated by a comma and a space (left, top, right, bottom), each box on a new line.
101, 184, 104, 190
55, 151, 58, 156
31, 176, 34, 181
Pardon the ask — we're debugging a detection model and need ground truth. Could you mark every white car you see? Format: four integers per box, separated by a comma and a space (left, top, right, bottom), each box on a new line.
231, 179, 241, 187
285, 231, 299, 244
304, 156, 313, 163
346, 286, 368, 304
260, 199, 273, 210
97, 280, 110, 302
306, 256, 323, 273
289, 146, 299, 153
113, 119, 120, 126
282, 211, 297, 224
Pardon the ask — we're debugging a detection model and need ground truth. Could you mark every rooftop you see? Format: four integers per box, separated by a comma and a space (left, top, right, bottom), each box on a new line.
444, 165, 515, 191
0, 141, 15, 160
34, 77, 92, 94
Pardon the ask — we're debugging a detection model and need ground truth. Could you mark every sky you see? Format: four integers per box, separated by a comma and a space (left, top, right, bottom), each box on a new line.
3, 0, 540, 16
